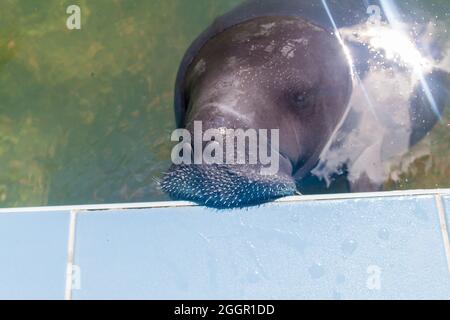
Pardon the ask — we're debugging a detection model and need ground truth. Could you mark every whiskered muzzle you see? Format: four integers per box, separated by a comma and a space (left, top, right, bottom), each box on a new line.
160, 163, 296, 209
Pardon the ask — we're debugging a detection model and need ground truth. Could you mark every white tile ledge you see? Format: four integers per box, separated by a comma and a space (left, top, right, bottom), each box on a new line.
0, 188, 449, 214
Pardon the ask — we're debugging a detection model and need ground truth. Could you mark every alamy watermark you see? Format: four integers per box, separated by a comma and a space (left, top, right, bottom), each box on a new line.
66, 5, 81, 30
366, 265, 382, 291
67, 264, 82, 291
170, 121, 280, 175
367, 5, 383, 26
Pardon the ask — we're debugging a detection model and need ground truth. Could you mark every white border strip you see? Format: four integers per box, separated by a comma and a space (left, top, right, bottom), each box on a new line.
64, 209, 78, 300
435, 195, 450, 275
0, 189, 449, 214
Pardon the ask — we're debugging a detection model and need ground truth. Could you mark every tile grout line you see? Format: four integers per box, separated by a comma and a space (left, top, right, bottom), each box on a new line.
64, 209, 78, 300
435, 194, 450, 275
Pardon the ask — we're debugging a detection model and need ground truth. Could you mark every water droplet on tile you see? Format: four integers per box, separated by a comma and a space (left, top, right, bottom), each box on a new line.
309, 262, 326, 279
336, 274, 346, 284
413, 208, 428, 221
341, 239, 358, 255
378, 228, 390, 240
246, 270, 261, 283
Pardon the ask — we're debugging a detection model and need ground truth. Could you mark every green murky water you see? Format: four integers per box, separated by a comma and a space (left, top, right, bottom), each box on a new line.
0, 0, 449, 208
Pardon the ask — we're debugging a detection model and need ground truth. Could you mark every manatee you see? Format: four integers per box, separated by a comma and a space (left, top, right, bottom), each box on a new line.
161, 0, 449, 208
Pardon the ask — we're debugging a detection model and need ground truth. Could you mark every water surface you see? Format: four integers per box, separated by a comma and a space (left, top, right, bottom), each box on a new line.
0, 0, 448, 208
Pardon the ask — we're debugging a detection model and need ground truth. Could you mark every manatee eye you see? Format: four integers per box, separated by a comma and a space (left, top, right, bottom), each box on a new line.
295, 92, 306, 103
292, 90, 313, 109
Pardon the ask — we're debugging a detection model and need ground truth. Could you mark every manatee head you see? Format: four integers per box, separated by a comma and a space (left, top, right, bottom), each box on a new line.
161, 16, 352, 208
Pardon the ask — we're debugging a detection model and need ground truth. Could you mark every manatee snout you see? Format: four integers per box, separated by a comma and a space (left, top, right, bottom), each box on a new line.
162, 163, 297, 208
